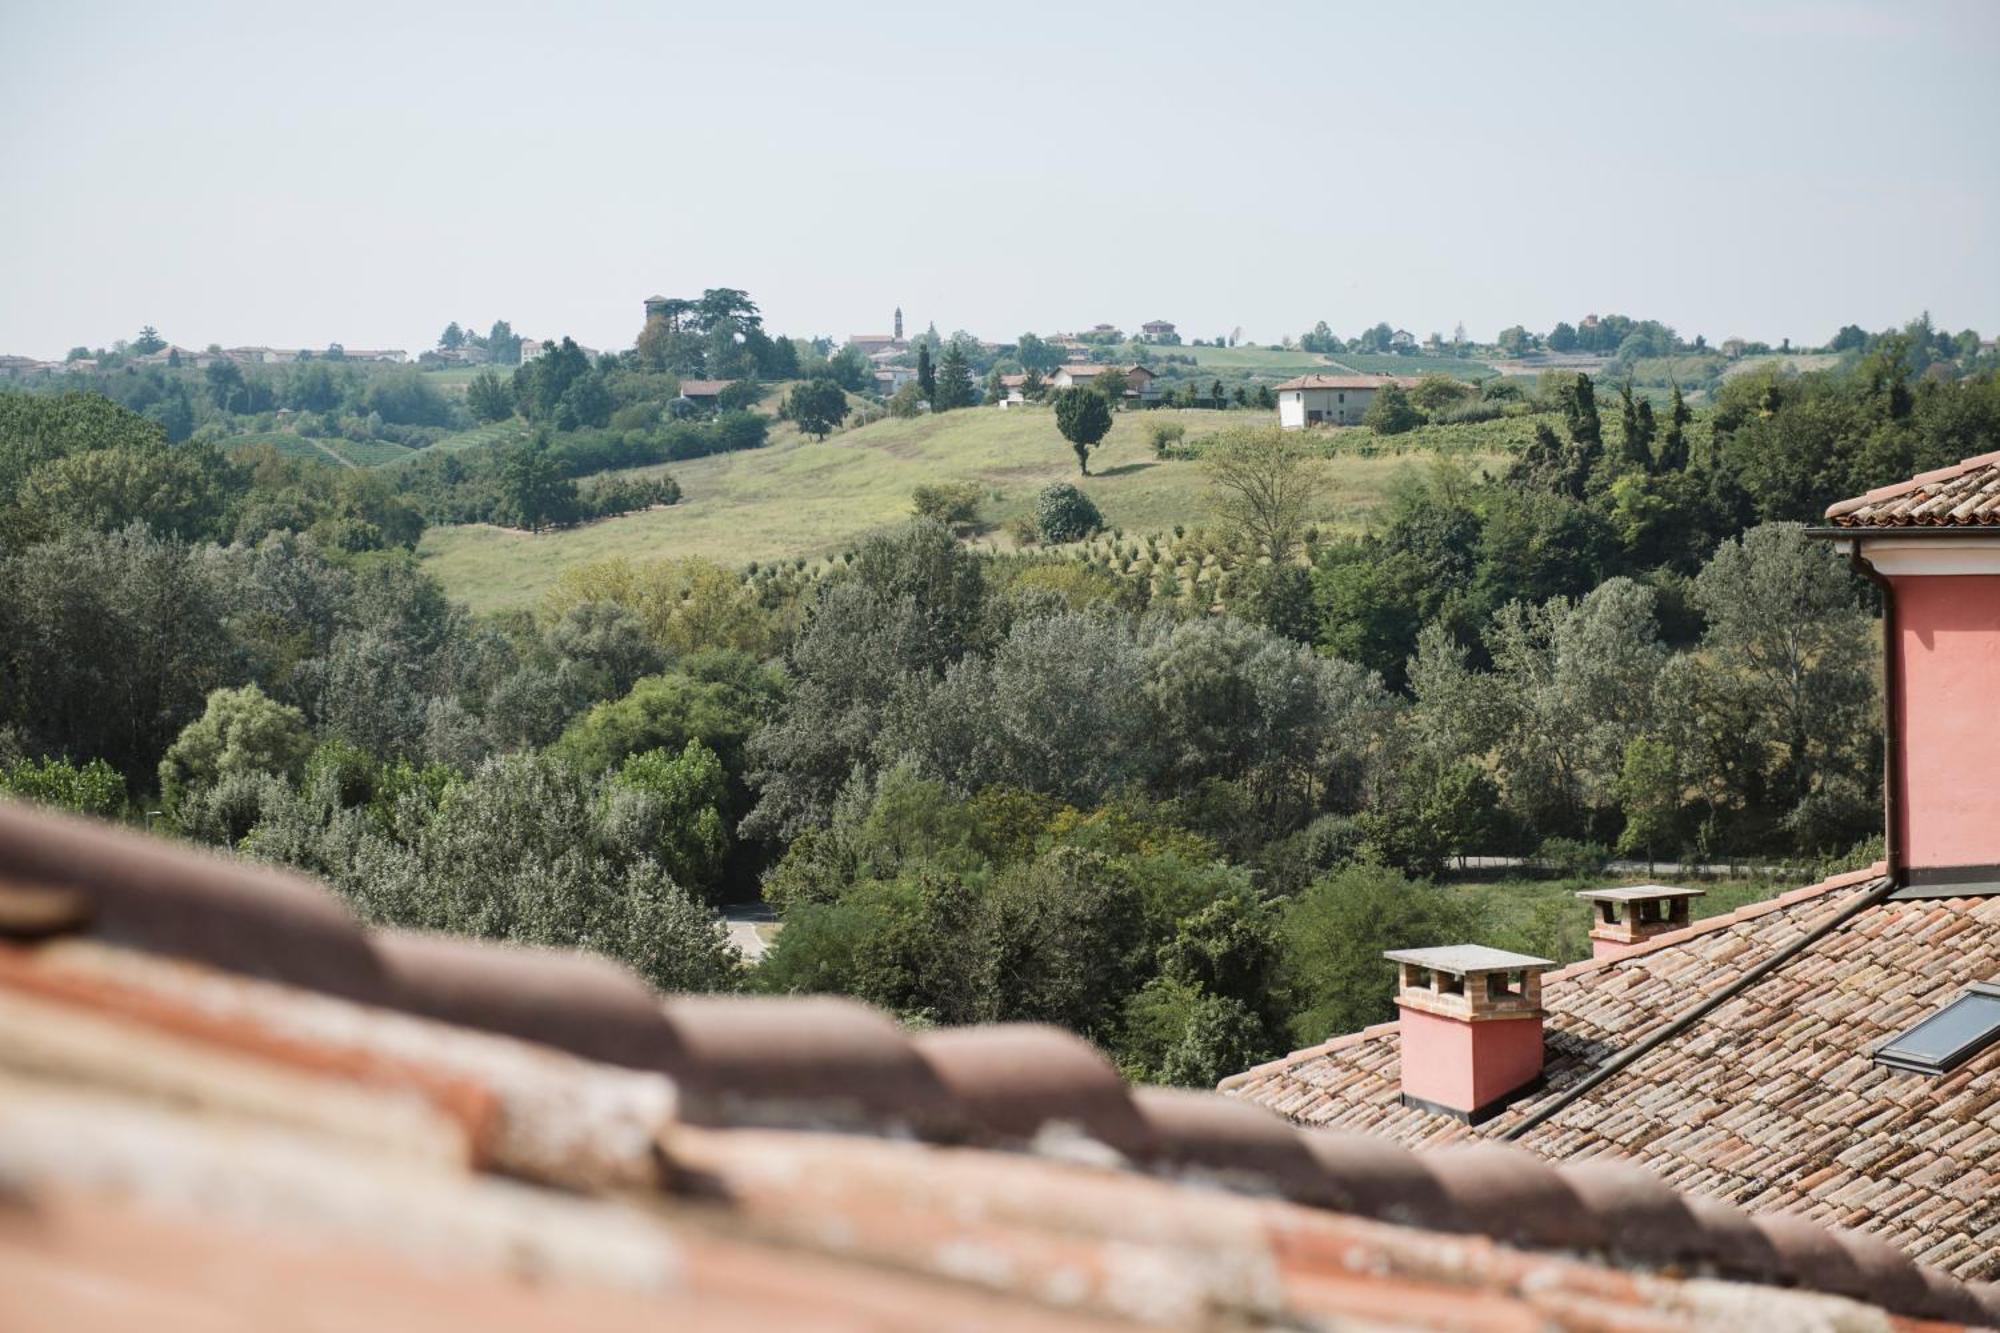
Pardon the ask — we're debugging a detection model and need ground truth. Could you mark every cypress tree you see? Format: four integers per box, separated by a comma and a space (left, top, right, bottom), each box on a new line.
917, 344, 935, 403
1656, 382, 1692, 473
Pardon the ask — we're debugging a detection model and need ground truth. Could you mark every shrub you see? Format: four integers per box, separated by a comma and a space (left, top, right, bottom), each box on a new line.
1146, 420, 1186, 458
911, 482, 982, 528
1034, 482, 1103, 544
1537, 836, 1611, 879
0, 755, 125, 817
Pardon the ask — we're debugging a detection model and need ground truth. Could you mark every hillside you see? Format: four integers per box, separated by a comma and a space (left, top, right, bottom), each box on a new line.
417, 404, 1517, 614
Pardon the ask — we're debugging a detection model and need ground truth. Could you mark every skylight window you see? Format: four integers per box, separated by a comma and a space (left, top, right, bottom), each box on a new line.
1874, 983, 2000, 1076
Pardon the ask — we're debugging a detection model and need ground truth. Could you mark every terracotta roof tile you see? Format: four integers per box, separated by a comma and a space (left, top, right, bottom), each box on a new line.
1226, 864, 2000, 1288
1825, 448, 2000, 526
1272, 373, 1424, 391
0, 801, 1992, 1328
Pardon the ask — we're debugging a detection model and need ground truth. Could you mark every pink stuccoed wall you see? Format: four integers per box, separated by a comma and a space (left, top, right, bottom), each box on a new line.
1891, 575, 2000, 872
1396, 1006, 1544, 1114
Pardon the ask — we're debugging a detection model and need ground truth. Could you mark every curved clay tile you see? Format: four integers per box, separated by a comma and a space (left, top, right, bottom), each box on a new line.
374, 930, 687, 1074
1832, 1228, 1971, 1324
1295, 1132, 1458, 1229
913, 1023, 1156, 1157
1554, 1158, 1719, 1266
1751, 1212, 1866, 1298
1127, 1086, 1346, 1209
1421, 1144, 1602, 1252
660, 994, 959, 1130
0, 800, 385, 1002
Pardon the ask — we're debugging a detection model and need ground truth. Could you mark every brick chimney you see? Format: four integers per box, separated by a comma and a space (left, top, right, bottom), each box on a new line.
1575, 885, 1705, 960
1824, 453, 2000, 897
1385, 946, 1552, 1123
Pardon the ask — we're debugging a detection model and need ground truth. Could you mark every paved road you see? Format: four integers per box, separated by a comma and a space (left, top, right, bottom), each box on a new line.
721, 903, 777, 961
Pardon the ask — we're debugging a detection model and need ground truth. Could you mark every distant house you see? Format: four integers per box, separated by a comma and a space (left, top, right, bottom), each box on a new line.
340, 349, 409, 364
133, 345, 198, 368
1140, 320, 1177, 342
997, 372, 1031, 407
1721, 338, 1748, 359
518, 338, 548, 364
676, 378, 737, 409
418, 346, 493, 369
847, 334, 903, 357
1048, 364, 1158, 402
217, 347, 306, 365
1388, 329, 1417, 353
874, 365, 918, 395
1273, 373, 1421, 429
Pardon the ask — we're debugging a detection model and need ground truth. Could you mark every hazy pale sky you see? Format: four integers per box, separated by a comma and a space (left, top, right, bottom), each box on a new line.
3, 1, 1996, 358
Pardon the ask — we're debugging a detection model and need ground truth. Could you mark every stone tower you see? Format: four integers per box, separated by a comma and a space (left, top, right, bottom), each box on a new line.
894, 307, 904, 342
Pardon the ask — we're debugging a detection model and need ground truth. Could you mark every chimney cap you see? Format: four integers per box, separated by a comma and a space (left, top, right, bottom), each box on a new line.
1573, 885, 1706, 905
1384, 945, 1553, 977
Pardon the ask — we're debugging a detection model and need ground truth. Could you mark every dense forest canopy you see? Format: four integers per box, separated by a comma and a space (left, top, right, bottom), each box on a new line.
3, 328, 1996, 1086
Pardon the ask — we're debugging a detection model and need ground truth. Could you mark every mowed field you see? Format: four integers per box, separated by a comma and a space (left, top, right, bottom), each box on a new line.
419, 404, 1511, 615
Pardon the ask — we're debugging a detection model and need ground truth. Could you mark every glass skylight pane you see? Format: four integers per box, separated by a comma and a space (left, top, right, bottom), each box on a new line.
1876, 985, 2000, 1074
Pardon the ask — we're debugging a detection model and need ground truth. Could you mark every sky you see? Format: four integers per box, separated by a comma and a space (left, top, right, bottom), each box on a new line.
3, 0, 1997, 359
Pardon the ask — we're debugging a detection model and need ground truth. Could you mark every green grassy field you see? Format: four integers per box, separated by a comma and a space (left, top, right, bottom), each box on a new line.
395, 419, 536, 462
419, 404, 1514, 615
1723, 351, 1844, 381
1330, 352, 1496, 380
1151, 345, 1339, 373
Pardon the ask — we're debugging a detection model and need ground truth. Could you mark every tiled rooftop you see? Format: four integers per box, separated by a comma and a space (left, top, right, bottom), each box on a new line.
1272, 373, 1424, 391
3, 802, 1997, 1330
1225, 862, 2000, 1283
1825, 449, 2000, 526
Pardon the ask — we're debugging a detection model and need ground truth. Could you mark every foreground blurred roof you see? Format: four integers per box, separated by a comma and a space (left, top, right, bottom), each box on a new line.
1, 800, 1995, 1331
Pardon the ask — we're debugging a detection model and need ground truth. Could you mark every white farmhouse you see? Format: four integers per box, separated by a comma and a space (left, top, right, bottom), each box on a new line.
1273, 373, 1421, 429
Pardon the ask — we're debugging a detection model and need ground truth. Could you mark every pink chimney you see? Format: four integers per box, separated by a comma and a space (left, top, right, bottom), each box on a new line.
1385, 946, 1553, 1123
1575, 885, 1705, 959
1824, 451, 2000, 896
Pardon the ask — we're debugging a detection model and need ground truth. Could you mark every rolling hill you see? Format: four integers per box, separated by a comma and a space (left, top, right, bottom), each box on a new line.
416, 404, 1516, 615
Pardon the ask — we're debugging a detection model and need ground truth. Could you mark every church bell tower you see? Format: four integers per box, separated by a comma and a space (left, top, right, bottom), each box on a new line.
894, 306, 904, 342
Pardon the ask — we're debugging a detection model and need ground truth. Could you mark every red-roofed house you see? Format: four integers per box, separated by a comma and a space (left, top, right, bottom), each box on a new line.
1274, 373, 1423, 429
1223, 451, 2000, 1283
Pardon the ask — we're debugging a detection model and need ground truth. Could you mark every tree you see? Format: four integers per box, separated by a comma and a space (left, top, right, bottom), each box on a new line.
1689, 523, 1875, 833
204, 359, 249, 412
606, 740, 732, 900
465, 370, 514, 423
1656, 382, 1692, 473
159, 682, 312, 821
784, 377, 848, 440
1547, 321, 1580, 353
1016, 333, 1062, 373
1053, 387, 1112, 475
500, 440, 576, 531
916, 345, 935, 403
1203, 427, 1323, 564
933, 341, 975, 410
1279, 863, 1481, 1041
1562, 373, 1603, 453
133, 326, 166, 355
1033, 481, 1102, 543
1363, 383, 1421, 435
0, 526, 237, 782
1617, 380, 1655, 471
439, 322, 466, 351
